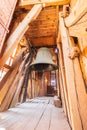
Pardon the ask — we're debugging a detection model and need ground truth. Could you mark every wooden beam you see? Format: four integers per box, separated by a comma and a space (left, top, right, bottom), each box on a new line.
69, 38, 87, 130
65, 0, 87, 27
68, 13, 87, 37
0, 53, 29, 111
0, 0, 18, 54
10, 74, 25, 107
4, 64, 12, 69
59, 13, 82, 130
57, 27, 61, 43
0, 4, 42, 68
69, 23, 87, 37
0, 48, 26, 91
57, 43, 71, 123
0, 65, 20, 106
19, 0, 70, 7
10, 53, 30, 107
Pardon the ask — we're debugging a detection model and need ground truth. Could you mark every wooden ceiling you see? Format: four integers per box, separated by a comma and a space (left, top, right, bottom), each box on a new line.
16, 0, 70, 47
16, 4, 59, 47
26, 6, 58, 47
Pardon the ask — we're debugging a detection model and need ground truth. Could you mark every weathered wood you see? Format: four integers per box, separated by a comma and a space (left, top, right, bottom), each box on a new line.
65, 0, 87, 27
54, 96, 62, 107
24, 6, 58, 47
10, 75, 25, 107
0, 97, 71, 130
4, 64, 12, 69
59, 13, 82, 130
19, 0, 70, 7
58, 67, 66, 109
0, 48, 26, 91
23, 62, 32, 102
0, 52, 28, 109
0, 0, 18, 54
0, 4, 42, 68
69, 38, 87, 130
57, 28, 61, 43
0, 25, 28, 69
68, 13, 87, 37
0, 64, 20, 106
70, 0, 77, 8
78, 37, 87, 86
62, 5, 69, 18
31, 36, 55, 47
10, 53, 30, 107
57, 43, 71, 122
0, 53, 30, 111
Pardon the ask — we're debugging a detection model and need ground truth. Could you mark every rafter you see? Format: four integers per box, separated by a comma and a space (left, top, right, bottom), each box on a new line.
19, 0, 70, 7
0, 4, 42, 68
65, 0, 87, 27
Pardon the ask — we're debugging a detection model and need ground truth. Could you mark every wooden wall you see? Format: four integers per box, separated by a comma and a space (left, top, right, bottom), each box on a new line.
57, 0, 87, 130
1, 3, 87, 130
0, 0, 18, 55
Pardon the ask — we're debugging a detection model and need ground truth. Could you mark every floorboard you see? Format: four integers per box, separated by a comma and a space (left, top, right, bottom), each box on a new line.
0, 97, 71, 130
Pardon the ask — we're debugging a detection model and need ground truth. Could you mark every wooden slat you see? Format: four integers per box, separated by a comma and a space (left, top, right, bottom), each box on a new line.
70, 0, 77, 9
68, 13, 87, 37
0, 48, 26, 91
72, 57, 87, 130
59, 13, 82, 130
0, 25, 28, 68
50, 105, 70, 130
0, 97, 71, 130
0, 53, 30, 111
57, 43, 71, 123
19, 6, 58, 47
7, 53, 29, 107
28, 28, 56, 37
0, 49, 26, 106
26, 6, 58, 44
0, 0, 18, 54
69, 38, 87, 130
0, 65, 20, 106
19, 0, 70, 7
65, 0, 87, 27
0, 4, 42, 68
30, 36, 55, 46
10, 75, 25, 107
69, 25, 87, 37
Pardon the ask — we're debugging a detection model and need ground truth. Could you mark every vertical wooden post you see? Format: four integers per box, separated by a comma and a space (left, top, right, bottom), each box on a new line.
23, 52, 33, 102
30, 72, 33, 98
23, 69, 30, 102
69, 37, 87, 130
59, 13, 82, 130
57, 43, 70, 121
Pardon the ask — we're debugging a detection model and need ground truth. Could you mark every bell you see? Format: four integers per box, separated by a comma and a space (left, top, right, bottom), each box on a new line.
29, 47, 58, 71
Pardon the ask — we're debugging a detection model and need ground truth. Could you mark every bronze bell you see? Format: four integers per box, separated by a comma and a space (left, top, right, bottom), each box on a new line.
29, 47, 58, 71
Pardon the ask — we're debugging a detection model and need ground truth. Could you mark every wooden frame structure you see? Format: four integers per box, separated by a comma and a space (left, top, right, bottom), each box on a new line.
0, 1, 87, 130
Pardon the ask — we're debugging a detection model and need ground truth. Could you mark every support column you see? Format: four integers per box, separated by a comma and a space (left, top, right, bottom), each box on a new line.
59, 13, 82, 130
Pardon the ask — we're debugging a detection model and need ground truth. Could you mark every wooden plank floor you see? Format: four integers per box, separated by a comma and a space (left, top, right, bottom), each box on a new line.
0, 97, 71, 130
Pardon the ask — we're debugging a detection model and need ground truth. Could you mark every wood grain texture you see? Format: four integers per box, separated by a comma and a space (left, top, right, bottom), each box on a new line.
0, 0, 18, 54
59, 13, 82, 130
68, 13, 87, 37
25, 6, 58, 46
65, 0, 87, 27
0, 4, 42, 68
19, 0, 70, 7
0, 97, 71, 130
